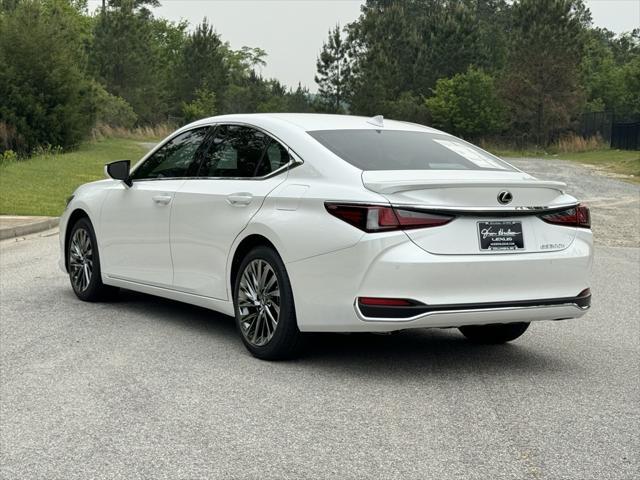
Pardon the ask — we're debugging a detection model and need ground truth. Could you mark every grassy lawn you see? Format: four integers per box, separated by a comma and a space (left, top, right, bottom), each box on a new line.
0, 138, 149, 217
488, 147, 640, 181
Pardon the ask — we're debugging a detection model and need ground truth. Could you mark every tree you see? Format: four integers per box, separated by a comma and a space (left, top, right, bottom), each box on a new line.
344, 0, 510, 118
425, 67, 505, 139
287, 83, 314, 113
501, 0, 591, 145
174, 19, 229, 107
0, 0, 96, 153
315, 24, 349, 113
90, 0, 168, 123
181, 88, 216, 123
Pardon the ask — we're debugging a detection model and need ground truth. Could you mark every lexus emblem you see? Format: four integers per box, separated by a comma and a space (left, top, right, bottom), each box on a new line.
497, 190, 513, 205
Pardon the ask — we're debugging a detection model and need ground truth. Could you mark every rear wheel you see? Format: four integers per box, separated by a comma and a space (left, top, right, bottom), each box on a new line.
67, 217, 118, 302
233, 246, 303, 360
459, 322, 529, 344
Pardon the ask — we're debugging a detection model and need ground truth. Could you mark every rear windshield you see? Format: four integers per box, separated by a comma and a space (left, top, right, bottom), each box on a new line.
308, 129, 515, 171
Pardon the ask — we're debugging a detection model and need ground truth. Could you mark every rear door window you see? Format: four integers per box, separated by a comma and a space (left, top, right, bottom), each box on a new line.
198, 125, 268, 178
198, 125, 291, 178
308, 129, 514, 171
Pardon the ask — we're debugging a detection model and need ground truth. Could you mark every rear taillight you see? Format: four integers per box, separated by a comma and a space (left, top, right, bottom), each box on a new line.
325, 203, 455, 232
539, 205, 591, 229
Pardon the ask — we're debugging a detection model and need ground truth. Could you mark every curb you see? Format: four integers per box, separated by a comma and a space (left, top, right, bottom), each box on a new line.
0, 217, 60, 241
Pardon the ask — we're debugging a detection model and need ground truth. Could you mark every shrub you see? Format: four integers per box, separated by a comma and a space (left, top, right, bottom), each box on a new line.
0, 149, 18, 165
94, 83, 138, 129
425, 67, 506, 139
181, 88, 217, 123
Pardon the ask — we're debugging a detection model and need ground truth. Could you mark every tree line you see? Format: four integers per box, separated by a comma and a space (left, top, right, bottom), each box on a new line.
315, 0, 639, 146
0, 0, 314, 154
1, 0, 639, 156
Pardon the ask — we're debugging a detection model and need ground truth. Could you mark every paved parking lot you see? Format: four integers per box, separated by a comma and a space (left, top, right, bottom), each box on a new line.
1, 159, 638, 479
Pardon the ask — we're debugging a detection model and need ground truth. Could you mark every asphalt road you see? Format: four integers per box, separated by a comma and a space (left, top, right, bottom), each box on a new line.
1, 160, 639, 479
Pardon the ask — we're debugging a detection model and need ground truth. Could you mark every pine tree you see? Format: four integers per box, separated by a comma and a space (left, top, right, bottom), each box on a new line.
315, 24, 349, 113
501, 0, 590, 145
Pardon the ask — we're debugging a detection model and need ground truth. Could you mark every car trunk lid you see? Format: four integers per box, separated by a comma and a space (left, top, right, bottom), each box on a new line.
362, 170, 578, 255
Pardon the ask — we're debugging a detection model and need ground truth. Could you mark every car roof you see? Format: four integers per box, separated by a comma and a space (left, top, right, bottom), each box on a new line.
188, 113, 444, 134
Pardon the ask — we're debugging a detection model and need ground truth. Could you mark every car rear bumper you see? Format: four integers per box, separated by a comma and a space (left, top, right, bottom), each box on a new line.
286, 229, 593, 332
356, 290, 591, 320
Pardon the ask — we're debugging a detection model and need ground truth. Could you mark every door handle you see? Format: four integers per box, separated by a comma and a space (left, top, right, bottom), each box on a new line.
152, 194, 172, 205
227, 193, 253, 206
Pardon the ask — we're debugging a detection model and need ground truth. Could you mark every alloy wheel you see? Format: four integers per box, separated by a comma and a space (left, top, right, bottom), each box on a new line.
237, 259, 280, 347
69, 228, 93, 292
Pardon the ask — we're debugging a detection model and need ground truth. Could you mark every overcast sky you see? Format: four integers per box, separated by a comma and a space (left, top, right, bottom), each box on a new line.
87, 0, 640, 91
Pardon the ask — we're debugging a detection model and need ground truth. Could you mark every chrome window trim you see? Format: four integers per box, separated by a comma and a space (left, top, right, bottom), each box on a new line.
129, 121, 304, 183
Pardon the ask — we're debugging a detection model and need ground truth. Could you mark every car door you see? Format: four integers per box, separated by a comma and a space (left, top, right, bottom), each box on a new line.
170, 124, 292, 299
100, 126, 212, 287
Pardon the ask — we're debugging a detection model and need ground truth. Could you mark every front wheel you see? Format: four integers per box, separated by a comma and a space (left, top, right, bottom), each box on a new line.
67, 217, 118, 302
233, 246, 303, 360
459, 322, 530, 344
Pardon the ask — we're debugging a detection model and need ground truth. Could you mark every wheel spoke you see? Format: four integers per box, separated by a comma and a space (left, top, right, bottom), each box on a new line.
264, 272, 277, 293
264, 305, 278, 330
252, 312, 263, 343
266, 289, 279, 299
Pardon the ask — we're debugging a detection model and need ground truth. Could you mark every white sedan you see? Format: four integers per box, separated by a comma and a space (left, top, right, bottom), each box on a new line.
60, 114, 593, 359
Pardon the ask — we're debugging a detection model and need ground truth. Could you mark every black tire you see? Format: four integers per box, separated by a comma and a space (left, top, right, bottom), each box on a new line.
459, 322, 530, 344
233, 246, 303, 360
67, 217, 119, 302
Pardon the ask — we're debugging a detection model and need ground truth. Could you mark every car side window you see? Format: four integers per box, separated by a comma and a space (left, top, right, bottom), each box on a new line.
131, 127, 210, 180
198, 125, 290, 178
255, 140, 291, 177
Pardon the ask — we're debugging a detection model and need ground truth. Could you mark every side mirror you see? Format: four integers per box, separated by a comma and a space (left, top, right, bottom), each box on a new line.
105, 160, 132, 187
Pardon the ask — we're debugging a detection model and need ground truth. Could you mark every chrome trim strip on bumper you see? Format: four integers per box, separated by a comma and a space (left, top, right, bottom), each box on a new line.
354, 299, 591, 323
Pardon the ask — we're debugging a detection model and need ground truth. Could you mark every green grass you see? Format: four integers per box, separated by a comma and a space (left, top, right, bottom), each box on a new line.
0, 138, 149, 216
487, 147, 640, 181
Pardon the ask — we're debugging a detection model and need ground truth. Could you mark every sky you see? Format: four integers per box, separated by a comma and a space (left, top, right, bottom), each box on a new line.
86, 0, 640, 91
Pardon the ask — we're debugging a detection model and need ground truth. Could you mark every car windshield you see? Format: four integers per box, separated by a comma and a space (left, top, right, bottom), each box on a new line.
308, 129, 515, 172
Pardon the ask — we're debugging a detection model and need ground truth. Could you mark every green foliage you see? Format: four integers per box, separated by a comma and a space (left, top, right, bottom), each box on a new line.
345, 0, 510, 116
0, 0, 96, 154
182, 89, 217, 123
620, 56, 640, 114
580, 27, 640, 114
500, 0, 590, 145
380, 93, 430, 125
174, 19, 229, 106
2, 0, 638, 158
94, 83, 138, 128
0, 149, 18, 165
315, 24, 349, 113
426, 67, 505, 139
89, 0, 171, 123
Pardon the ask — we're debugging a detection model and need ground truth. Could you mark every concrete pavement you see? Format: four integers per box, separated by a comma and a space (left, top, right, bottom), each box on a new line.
0, 231, 638, 479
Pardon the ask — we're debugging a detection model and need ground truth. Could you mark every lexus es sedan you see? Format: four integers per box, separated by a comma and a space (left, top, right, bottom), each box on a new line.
60, 114, 593, 359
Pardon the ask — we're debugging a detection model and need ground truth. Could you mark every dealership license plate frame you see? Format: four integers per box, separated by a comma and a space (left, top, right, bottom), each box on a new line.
477, 220, 525, 251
